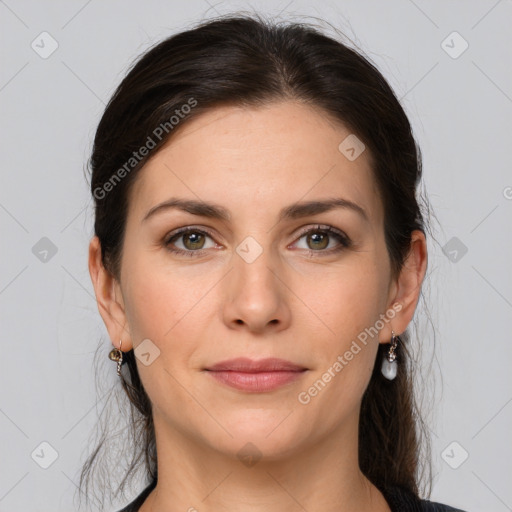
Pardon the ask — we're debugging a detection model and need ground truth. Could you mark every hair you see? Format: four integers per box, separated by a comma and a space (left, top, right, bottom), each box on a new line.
79, 12, 437, 510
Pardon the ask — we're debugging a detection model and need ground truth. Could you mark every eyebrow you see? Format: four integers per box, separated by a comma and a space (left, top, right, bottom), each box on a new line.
141, 197, 369, 224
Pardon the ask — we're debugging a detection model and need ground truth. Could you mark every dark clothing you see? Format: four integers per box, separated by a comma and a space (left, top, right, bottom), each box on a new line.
117, 478, 467, 511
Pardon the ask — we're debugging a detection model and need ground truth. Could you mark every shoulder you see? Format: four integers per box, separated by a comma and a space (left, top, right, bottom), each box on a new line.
115, 479, 156, 512
116, 480, 469, 512
418, 499, 467, 512
380, 484, 468, 512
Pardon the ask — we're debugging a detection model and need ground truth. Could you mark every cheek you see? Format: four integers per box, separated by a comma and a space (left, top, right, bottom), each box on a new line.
123, 272, 177, 341
121, 268, 203, 408
297, 260, 386, 340
293, 261, 385, 406
121, 260, 212, 377
122, 249, 206, 340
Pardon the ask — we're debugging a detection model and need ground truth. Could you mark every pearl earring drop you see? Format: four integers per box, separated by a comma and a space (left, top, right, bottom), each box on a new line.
381, 331, 399, 380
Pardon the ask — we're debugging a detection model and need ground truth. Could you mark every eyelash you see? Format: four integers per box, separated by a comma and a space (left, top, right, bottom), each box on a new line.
163, 224, 352, 258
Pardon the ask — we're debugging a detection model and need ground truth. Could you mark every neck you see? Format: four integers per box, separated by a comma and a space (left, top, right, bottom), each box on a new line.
140, 412, 390, 512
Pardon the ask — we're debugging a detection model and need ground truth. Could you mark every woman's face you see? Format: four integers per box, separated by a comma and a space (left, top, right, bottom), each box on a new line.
102, 101, 413, 459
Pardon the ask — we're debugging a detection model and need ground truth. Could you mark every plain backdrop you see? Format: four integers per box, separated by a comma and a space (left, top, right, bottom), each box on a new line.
1, 1, 511, 511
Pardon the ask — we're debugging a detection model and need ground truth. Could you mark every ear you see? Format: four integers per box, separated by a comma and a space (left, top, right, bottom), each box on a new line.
379, 229, 428, 343
88, 236, 133, 352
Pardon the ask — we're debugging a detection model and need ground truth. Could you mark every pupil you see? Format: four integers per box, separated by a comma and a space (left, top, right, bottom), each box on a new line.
185, 232, 204, 249
308, 232, 328, 250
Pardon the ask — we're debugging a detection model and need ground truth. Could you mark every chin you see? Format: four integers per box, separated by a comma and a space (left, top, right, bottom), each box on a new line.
199, 412, 310, 461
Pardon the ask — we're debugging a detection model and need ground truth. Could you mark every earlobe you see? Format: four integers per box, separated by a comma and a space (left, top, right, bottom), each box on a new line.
88, 236, 133, 351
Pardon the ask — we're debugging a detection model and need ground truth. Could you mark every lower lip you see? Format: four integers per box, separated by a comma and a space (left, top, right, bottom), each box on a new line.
206, 370, 306, 392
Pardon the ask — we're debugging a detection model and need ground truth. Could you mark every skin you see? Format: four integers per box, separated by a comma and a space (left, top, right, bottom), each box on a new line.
89, 101, 427, 512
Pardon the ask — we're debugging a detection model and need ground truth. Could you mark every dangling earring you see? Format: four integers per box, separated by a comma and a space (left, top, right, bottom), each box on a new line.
381, 330, 399, 380
108, 339, 124, 377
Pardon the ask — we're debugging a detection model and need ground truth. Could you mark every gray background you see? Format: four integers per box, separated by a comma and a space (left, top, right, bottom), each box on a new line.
1, 1, 511, 511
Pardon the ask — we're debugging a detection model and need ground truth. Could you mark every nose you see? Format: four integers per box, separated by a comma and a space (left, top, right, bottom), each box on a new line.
222, 245, 291, 334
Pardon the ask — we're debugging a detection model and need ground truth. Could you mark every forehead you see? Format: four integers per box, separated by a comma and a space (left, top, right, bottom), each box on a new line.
127, 101, 383, 224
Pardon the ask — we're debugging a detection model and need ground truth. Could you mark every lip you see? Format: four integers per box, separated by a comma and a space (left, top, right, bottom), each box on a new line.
205, 357, 307, 372
204, 358, 308, 393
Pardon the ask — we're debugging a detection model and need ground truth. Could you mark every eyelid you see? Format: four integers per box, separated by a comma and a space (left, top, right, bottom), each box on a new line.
164, 224, 218, 240
163, 223, 351, 256
164, 224, 348, 242
294, 223, 346, 237
290, 224, 351, 246
163, 226, 219, 250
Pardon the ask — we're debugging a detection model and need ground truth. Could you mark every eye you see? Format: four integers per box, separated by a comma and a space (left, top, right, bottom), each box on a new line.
292, 225, 351, 254
164, 227, 218, 256
163, 224, 351, 258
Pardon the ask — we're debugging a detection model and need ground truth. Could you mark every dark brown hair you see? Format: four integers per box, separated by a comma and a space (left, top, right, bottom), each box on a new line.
79, 12, 436, 510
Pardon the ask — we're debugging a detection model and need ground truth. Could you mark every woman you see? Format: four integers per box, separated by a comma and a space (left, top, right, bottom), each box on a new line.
82, 13, 467, 512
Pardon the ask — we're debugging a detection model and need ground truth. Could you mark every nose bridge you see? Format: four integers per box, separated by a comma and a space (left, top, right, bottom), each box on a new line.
223, 234, 290, 331
234, 236, 280, 304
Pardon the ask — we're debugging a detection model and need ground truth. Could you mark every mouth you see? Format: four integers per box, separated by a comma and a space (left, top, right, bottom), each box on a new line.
204, 357, 308, 393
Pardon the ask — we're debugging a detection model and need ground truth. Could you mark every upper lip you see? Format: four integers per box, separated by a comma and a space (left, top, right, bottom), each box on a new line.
205, 357, 307, 372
